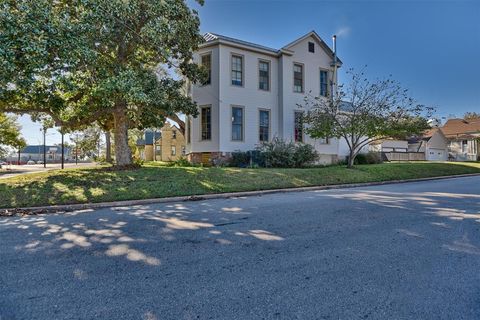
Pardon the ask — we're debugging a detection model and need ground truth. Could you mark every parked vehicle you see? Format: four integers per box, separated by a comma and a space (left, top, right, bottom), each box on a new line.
26, 160, 36, 165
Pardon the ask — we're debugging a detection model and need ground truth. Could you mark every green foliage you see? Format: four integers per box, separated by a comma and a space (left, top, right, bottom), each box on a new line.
72, 126, 103, 158
229, 151, 251, 167
302, 68, 432, 167
354, 152, 383, 165
0, 0, 205, 165
255, 138, 319, 168
0, 113, 26, 155
464, 112, 480, 120
293, 143, 319, 167
167, 157, 196, 167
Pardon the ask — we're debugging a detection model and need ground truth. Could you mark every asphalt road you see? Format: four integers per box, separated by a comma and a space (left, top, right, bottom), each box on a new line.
1, 176, 480, 320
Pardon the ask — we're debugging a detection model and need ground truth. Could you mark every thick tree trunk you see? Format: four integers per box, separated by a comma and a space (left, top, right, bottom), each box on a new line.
113, 106, 132, 167
105, 131, 112, 163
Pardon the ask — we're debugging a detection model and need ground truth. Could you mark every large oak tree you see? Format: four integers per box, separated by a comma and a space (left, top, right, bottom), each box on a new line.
0, 0, 205, 166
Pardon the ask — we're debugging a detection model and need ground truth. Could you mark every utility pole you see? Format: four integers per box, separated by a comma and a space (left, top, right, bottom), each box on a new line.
42, 127, 46, 168
331, 35, 337, 99
61, 129, 65, 169
75, 135, 78, 166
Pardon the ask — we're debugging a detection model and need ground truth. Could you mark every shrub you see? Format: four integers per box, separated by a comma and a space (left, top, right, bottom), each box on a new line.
293, 143, 319, 167
167, 157, 194, 167
364, 151, 383, 164
354, 153, 368, 165
257, 138, 319, 168
229, 151, 250, 167
353, 151, 382, 165
257, 138, 296, 168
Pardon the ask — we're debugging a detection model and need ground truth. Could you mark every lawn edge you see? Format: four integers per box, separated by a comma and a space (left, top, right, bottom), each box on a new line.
2, 172, 480, 215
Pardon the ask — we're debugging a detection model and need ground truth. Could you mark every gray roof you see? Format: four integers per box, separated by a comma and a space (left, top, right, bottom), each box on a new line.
136, 131, 161, 146
204, 33, 279, 54
202, 31, 342, 65
21, 145, 70, 154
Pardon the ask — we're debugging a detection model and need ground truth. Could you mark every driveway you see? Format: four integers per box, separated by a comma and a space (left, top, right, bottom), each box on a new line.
1, 176, 480, 319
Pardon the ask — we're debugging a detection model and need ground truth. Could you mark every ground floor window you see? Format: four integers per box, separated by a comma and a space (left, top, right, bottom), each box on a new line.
259, 109, 270, 142
171, 145, 176, 156
201, 106, 211, 140
231, 106, 244, 141
294, 111, 304, 142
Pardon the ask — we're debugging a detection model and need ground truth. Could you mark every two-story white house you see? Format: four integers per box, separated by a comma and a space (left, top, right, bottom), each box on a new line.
186, 31, 350, 165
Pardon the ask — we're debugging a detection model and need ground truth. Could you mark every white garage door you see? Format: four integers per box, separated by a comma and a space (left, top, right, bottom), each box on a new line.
427, 148, 447, 161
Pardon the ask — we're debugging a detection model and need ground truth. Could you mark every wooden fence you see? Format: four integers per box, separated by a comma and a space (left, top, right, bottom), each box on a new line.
382, 152, 425, 161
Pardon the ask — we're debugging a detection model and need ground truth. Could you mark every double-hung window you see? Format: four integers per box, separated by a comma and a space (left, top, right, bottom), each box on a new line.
293, 63, 303, 93
171, 145, 176, 156
294, 111, 304, 142
231, 106, 244, 141
231, 55, 243, 86
201, 54, 211, 85
201, 106, 211, 140
320, 70, 329, 97
259, 60, 270, 91
259, 110, 270, 142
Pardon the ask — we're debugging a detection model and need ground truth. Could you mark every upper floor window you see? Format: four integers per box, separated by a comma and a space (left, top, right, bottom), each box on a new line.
293, 63, 303, 93
259, 109, 270, 142
201, 106, 211, 140
231, 54, 243, 86
294, 111, 304, 142
258, 60, 270, 91
201, 54, 211, 85
172, 130, 177, 139
231, 106, 244, 141
320, 70, 329, 97
308, 42, 315, 53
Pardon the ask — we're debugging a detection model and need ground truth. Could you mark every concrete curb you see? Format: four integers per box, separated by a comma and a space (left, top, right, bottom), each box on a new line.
2, 172, 480, 215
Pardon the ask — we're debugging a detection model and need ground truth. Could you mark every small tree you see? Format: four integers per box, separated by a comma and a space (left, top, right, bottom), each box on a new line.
302, 69, 432, 168
0, 113, 26, 157
464, 112, 480, 120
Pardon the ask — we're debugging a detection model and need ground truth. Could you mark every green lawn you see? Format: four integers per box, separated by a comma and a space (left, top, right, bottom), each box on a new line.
1, 162, 479, 209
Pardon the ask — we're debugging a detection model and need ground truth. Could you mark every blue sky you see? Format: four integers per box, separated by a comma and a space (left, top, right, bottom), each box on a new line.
19, 0, 480, 144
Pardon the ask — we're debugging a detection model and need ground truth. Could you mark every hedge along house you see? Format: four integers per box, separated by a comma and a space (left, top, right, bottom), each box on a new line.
136, 123, 186, 162
185, 31, 355, 165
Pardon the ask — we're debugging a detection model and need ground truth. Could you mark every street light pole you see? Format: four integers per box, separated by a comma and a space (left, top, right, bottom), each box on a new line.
43, 127, 46, 168
331, 35, 337, 100
74, 133, 79, 165
61, 129, 65, 169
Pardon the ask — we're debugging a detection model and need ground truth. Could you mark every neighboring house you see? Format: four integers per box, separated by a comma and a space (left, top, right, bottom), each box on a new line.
408, 128, 448, 161
136, 123, 186, 161
7, 145, 71, 164
186, 31, 352, 165
370, 140, 409, 153
440, 118, 480, 161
